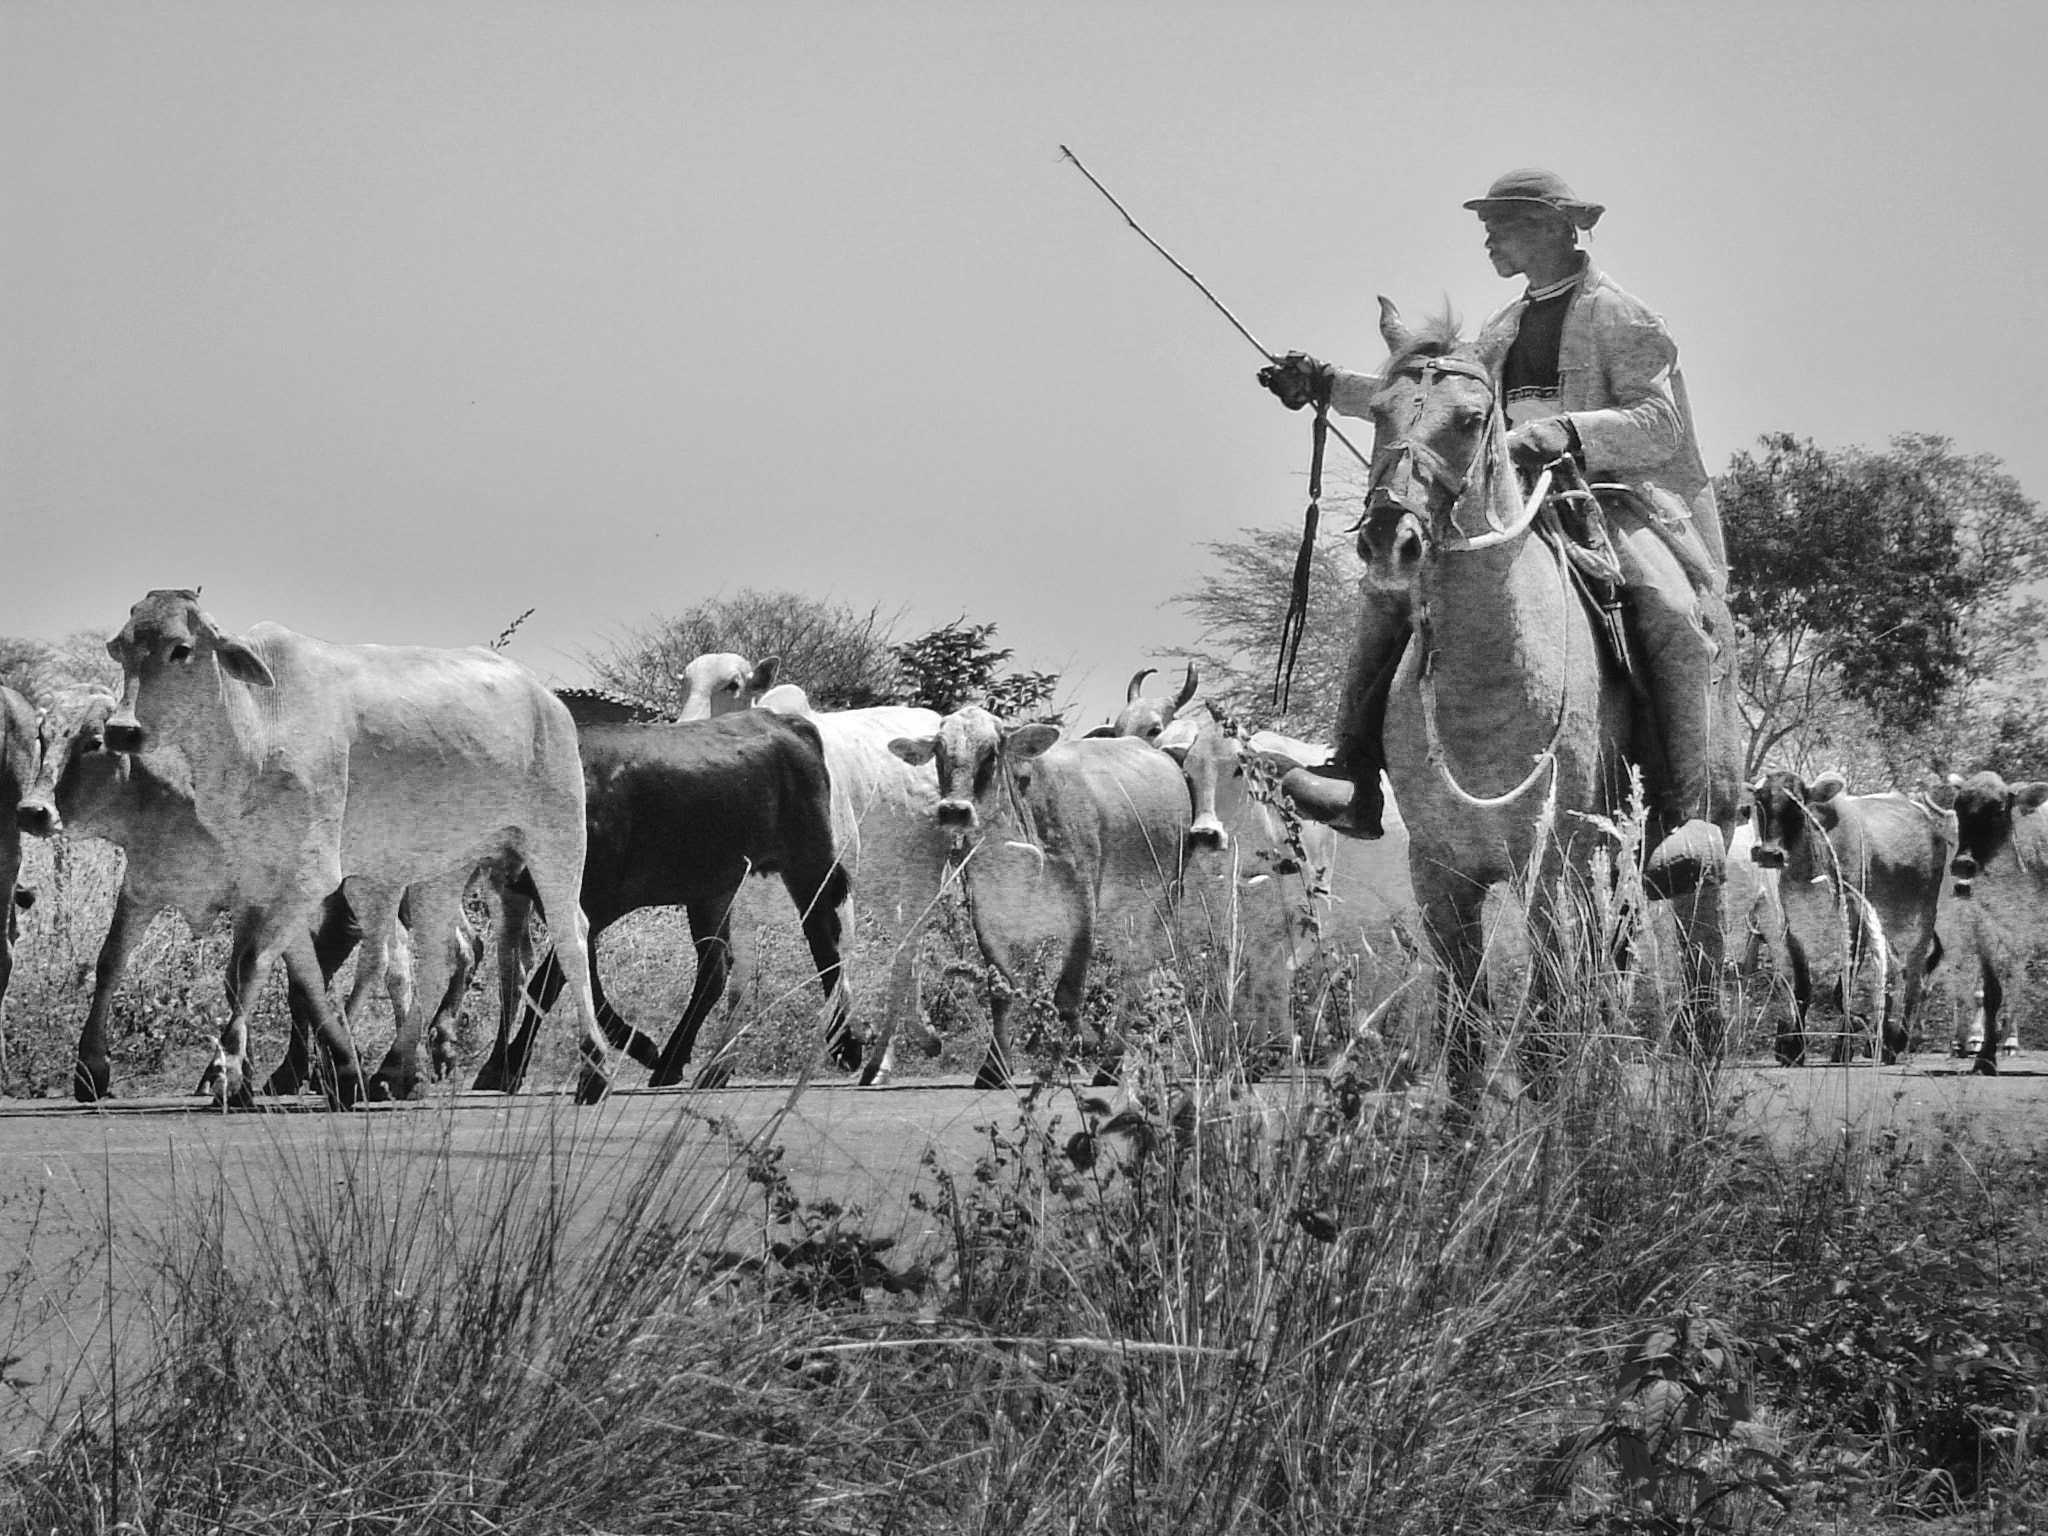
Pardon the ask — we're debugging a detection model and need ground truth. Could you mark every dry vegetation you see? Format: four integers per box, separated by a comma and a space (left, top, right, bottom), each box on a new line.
4, 831, 2048, 1532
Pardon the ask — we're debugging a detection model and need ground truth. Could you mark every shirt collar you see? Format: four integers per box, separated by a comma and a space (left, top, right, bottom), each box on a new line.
1522, 254, 1590, 304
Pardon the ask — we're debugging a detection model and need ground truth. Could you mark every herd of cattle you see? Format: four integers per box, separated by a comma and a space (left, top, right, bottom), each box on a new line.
0, 589, 2039, 1106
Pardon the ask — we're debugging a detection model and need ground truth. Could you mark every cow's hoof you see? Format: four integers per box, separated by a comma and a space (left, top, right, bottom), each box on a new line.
206, 1067, 256, 1111
259, 1067, 306, 1098
325, 1068, 366, 1111
971, 1057, 1013, 1091
922, 1034, 943, 1059
472, 1058, 521, 1093
691, 1057, 735, 1091
857, 1057, 882, 1088
574, 1064, 612, 1105
366, 1074, 421, 1103
829, 1028, 866, 1074
72, 1062, 113, 1104
1973, 1056, 2001, 1077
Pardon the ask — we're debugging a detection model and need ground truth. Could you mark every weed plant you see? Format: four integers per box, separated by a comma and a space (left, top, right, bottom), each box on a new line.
6, 821, 2048, 1530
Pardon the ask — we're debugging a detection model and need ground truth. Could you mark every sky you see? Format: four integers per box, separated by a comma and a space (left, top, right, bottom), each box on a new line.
4, 2, 2044, 732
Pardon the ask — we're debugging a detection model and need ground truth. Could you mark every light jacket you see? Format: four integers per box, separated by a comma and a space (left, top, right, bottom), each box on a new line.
1328, 261, 1725, 574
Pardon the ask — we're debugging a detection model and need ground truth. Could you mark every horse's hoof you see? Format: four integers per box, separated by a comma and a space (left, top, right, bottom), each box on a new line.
574, 1064, 611, 1105
72, 1064, 113, 1105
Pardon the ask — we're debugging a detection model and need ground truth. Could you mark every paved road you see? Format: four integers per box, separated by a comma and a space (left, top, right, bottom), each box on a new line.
6, 1054, 2048, 1446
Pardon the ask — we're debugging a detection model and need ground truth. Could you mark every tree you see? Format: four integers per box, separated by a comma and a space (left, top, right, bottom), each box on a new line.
1721, 432, 2048, 779
587, 590, 904, 714
1173, 519, 1366, 739
893, 620, 1059, 720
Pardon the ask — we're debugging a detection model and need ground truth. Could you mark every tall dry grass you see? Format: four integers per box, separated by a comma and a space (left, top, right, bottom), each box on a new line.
6, 811, 2048, 1530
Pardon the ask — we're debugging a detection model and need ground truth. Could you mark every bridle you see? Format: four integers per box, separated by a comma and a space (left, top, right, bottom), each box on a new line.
1366, 349, 1571, 811
1361, 353, 1552, 553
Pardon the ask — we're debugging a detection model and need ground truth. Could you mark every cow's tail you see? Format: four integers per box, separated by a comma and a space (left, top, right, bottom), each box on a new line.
1926, 931, 1944, 975
822, 861, 852, 915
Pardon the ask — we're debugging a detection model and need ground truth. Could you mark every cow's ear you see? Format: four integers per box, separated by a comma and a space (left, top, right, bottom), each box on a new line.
1081, 725, 1117, 739
1735, 801, 1752, 823
2016, 783, 2048, 813
1809, 770, 1847, 803
1004, 723, 1062, 762
888, 735, 937, 767
1161, 742, 1192, 766
749, 656, 779, 694
212, 637, 276, 688
1925, 781, 1959, 811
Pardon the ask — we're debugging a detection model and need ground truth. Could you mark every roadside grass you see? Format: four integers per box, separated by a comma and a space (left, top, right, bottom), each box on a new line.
7, 831, 2048, 1529
6, 1014, 2048, 1529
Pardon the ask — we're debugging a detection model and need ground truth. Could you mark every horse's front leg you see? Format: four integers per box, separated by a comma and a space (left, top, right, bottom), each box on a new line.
1418, 883, 1491, 1102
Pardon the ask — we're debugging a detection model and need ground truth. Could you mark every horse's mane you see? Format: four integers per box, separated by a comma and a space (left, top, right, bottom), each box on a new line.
1382, 310, 1470, 375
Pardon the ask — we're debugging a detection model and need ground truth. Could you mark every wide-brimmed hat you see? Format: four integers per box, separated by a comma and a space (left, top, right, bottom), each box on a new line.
1463, 168, 1604, 231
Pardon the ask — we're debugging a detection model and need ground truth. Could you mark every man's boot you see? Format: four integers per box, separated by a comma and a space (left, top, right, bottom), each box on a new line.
1625, 581, 1738, 901
1281, 599, 1411, 841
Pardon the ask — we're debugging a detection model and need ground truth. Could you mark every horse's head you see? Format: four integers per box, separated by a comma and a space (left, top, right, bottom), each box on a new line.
1355, 299, 1520, 596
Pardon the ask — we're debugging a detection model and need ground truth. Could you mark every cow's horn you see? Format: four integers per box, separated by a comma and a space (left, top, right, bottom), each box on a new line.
1126, 668, 1156, 704
1172, 662, 1199, 711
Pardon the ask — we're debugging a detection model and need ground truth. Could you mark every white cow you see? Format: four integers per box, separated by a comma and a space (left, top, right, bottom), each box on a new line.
1103, 670, 1415, 1058
1935, 771, 2042, 1071
889, 706, 1190, 1087
20, 686, 507, 1103
1748, 769, 1947, 1066
102, 590, 609, 1105
758, 684, 948, 1082
675, 652, 779, 721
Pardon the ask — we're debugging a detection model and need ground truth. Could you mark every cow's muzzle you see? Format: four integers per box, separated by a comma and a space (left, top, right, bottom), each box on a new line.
934, 799, 976, 830
1749, 846, 1786, 870
15, 797, 58, 838
1952, 853, 1979, 899
104, 717, 145, 753
1186, 817, 1230, 853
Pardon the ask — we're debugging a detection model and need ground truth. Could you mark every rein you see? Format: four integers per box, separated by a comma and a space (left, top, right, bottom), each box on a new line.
1386, 355, 1576, 811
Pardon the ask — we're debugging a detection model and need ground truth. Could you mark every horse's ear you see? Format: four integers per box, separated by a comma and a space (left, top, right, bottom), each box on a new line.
1377, 296, 1412, 355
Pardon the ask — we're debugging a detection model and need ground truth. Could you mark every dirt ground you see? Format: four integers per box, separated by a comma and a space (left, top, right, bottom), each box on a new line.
7, 1053, 2048, 1447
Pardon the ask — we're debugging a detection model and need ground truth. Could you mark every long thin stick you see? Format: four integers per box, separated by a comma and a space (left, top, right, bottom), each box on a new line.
1057, 145, 1373, 472
1059, 145, 1275, 362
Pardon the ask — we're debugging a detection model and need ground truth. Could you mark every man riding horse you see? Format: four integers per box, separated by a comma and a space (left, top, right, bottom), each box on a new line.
1264, 167, 1737, 893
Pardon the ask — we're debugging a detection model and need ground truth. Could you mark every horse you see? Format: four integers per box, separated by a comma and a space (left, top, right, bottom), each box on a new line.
1348, 300, 1727, 1095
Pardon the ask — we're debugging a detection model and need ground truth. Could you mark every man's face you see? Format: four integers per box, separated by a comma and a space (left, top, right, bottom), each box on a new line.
1481, 207, 1573, 278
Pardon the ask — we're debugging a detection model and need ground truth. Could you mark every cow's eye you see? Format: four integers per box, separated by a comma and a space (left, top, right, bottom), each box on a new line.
170, 644, 192, 663
81, 736, 102, 754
